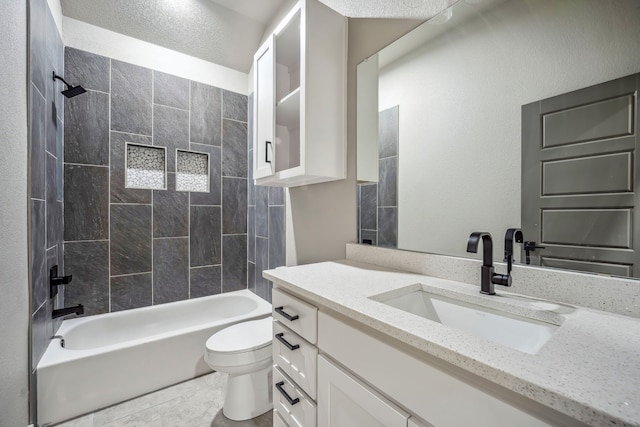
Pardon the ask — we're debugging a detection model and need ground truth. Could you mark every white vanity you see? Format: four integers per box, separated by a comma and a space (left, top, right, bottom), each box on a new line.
265, 244, 640, 427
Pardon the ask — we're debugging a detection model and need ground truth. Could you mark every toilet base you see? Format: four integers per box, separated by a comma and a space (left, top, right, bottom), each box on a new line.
222, 365, 273, 421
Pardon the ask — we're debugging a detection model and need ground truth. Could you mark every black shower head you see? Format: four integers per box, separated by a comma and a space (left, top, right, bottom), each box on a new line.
52, 72, 87, 98
61, 85, 87, 98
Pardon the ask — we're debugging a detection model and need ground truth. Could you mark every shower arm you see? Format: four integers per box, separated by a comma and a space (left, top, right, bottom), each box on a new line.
52, 72, 72, 87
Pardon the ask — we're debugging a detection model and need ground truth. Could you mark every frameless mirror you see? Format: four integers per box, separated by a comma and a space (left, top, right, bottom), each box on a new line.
357, 0, 640, 277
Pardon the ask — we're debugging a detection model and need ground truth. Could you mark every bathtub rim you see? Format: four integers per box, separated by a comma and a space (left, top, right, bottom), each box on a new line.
38, 289, 271, 368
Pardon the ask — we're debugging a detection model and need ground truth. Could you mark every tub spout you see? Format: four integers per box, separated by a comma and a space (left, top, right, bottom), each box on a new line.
52, 304, 84, 319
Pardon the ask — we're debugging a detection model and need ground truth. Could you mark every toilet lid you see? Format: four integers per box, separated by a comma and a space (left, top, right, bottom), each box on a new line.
206, 317, 272, 354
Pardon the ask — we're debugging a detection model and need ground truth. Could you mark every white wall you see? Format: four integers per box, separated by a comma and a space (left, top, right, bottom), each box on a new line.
0, 1, 30, 425
285, 17, 423, 265
379, 0, 640, 260
63, 17, 249, 95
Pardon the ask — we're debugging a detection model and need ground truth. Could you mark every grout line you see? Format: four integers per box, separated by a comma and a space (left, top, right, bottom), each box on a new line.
220, 88, 225, 294
64, 239, 110, 244
188, 80, 192, 299
110, 202, 153, 206
108, 57, 112, 313
153, 236, 189, 240
110, 271, 153, 279
152, 102, 189, 113
111, 129, 153, 139
151, 70, 155, 306
190, 264, 222, 270
63, 162, 109, 168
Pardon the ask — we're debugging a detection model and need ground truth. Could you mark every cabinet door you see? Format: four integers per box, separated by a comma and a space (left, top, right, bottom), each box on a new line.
253, 36, 275, 179
318, 355, 409, 427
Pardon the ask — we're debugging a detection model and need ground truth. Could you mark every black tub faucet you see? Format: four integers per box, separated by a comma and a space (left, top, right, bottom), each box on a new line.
52, 304, 84, 319
466, 232, 511, 295
504, 228, 523, 275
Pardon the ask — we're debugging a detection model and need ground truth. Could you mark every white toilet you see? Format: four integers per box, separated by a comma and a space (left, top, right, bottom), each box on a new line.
205, 317, 273, 421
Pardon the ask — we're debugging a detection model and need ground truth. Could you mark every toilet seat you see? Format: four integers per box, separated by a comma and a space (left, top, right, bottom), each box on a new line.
205, 317, 272, 367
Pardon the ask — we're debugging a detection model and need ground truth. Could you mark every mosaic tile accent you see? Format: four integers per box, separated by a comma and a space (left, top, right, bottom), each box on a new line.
176, 150, 209, 192
126, 143, 166, 190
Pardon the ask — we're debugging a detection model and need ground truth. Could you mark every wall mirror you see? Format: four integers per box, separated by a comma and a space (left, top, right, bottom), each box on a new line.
357, 0, 640, 277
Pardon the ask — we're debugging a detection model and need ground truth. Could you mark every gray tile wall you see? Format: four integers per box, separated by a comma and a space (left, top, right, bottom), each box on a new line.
63, 47, 256, 314
358, 106, 399, 248
28, 0, 65, 423
247, 94, 286, 302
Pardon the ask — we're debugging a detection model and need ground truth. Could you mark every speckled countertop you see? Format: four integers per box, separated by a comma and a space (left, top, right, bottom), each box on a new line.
264, 259, 640, 427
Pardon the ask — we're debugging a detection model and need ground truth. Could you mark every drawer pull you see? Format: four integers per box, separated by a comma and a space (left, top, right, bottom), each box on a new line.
275, 332, 300, 351
275, 306, 299, 321
276, 381, 300, 406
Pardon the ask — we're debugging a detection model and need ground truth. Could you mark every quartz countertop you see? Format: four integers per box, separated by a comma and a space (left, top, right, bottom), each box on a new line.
264, 259, 640, 427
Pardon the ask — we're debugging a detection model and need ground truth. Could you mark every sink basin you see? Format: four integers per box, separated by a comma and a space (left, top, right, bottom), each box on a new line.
370, 285, 559, 354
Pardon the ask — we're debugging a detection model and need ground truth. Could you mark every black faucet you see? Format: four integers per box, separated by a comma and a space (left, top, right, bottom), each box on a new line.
50, 265, 72, 298
466, 232, 511, 295
52, 304, 84, 319
504, 228, 523, 275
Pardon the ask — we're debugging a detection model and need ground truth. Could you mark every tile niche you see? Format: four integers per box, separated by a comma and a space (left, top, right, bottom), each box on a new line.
176, 150, 209, 193
125, 143, 167, 190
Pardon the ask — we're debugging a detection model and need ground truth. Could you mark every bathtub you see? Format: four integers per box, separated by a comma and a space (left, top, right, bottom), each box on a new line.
37, 290, 271, 425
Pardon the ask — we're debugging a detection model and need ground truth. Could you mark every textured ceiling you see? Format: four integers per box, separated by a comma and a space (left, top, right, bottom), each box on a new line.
320, 0, 458, 18
60, 0, 457, 73
60, 0, 286, 73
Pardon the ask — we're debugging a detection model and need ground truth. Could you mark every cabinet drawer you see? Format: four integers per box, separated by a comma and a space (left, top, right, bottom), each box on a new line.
272, 289, 318, 344
274, 410, 290, 427
274, 366, 317, 427
274, 320, 318, 399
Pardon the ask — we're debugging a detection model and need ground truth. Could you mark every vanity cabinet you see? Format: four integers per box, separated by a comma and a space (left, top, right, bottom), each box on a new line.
272, 288, 318, 426
252, 0, 347, 187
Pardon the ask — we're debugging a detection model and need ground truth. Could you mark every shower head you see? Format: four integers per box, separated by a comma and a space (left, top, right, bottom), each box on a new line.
52, 72, 87, 98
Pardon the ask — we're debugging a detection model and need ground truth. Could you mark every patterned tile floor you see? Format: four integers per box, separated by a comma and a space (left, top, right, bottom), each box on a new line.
54, 372, 272, 427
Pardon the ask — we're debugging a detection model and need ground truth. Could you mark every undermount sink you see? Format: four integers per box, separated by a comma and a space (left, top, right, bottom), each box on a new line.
370, 284, 559, 354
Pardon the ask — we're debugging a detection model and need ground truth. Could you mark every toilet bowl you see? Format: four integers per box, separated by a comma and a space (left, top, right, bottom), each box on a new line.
205, 317, 273, 421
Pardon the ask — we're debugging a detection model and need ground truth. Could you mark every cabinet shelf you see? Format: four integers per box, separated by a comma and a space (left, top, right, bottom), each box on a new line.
276, 87, 301, 130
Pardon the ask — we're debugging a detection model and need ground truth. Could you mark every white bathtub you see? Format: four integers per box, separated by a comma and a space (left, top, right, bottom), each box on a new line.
37, 290, 271, 425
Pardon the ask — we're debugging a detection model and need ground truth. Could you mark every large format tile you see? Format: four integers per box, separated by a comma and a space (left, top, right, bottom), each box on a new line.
247, 206, 255, 263
378, 157, 397, 207
64, 165, 109, 241
379, 105, 399, 159
189, 143, 222, 206
111, 60, 152, 135
110, 205, 152, 275
255, 185, 269, 238
111, 273, 152, 312
360, 183, 378, 231
190, 206, 221, 267
222, 90, 248, 122
30, 83, 46, 200
29, 0, 47, 97
248, 149, 255, 206
378, 207, 398, 248
153, 173, 188, 237
222, 119, 248, 178
190, 81, 222, 146
46, 153, 63, 249
64, 47, 110, 93
110, 132, 152, 204
31, 200, 46, 313
64, 90, 110, 165
190, 266, 222, 298
247, 262, 256, 293
45, 34, 61, 157
32, 301, 53, 370
255, 237, 269, 291
64, 241, 109, 315
269, 186, 285, 206
154, 71, 189, 110
269, 206, 285, 269
222, 235, 247, 293
154, 104, 189, 172
222, 178, 247, 234
153, 238, 189, 304
247, 93, 254, 150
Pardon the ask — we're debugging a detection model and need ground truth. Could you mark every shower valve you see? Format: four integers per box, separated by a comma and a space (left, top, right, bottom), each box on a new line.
50, 265, 72, 298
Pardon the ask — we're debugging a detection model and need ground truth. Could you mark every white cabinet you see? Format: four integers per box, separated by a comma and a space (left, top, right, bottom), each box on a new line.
272, 288, 319, 426
252, 0, 347, 187
318, 355, 410, 427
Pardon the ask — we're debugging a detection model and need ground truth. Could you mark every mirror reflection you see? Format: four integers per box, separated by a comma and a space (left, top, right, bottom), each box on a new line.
357, 0, 640, 277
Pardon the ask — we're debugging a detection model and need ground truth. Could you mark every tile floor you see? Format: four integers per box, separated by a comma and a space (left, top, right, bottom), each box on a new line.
54, 372, 272, 427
